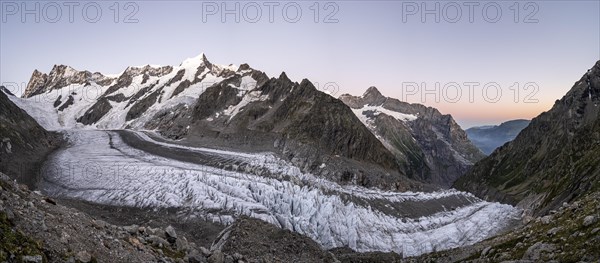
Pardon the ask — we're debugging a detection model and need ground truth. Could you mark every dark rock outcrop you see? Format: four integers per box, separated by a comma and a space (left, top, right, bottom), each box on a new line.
0, 89, 62, 188
77, 98, 112, 125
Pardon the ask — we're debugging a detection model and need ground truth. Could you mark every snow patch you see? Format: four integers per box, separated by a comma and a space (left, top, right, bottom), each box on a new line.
353, 105, 418, 123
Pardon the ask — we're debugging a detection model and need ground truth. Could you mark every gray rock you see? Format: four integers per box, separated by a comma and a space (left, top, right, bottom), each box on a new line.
22, 255, 43, 263
208, 250, 224, 263
91, 219, 107, 229
148, 235, 170, 248
200, 247, 211, 257
547, 227, 561, 236
0, 172, 10, 181
5, 208, 15, 222
124, 224, 139, 235
232, 253, 243, 261
147, 227, 160, 236
481, 246, 492, 257
591, 227, 600, 234
166, 225, 177, 243
583, 215, 597, 227
522, 242, 556, 261
76, 251, 92, 263
176, 236, 189, 252
540, 215, 552, 225
187, 249, 208, 263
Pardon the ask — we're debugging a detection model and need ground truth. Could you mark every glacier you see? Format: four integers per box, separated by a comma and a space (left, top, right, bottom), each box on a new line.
40, 129, 522, 257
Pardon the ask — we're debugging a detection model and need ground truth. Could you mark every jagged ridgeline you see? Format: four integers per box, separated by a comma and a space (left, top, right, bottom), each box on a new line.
455, 60, 600, 216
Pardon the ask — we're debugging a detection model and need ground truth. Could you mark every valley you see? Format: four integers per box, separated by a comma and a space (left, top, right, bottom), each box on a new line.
37, 128, 520, 257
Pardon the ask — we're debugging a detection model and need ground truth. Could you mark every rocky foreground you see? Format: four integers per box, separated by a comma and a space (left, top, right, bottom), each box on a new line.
4, 163, 598, 263
407, 192, 600, 262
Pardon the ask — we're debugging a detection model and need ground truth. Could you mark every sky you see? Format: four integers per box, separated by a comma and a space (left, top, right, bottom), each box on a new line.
1, 0, 599, 128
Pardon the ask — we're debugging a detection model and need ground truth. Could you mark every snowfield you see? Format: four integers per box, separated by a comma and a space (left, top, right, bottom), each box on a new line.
352, 104, 419, 126
41, 130, 522, 257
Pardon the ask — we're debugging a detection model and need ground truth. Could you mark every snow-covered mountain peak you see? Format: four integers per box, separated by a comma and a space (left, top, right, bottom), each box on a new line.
362, 86, 387, 106
16, 53, 273, 130
50, 64, 76, 76
180, 52, 211, 69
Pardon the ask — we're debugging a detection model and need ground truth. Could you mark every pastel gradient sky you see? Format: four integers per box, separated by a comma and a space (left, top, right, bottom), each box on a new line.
1, 1, 599, 128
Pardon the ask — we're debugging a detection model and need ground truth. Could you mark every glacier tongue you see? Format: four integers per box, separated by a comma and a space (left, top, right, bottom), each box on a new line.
40, 130, 522, 257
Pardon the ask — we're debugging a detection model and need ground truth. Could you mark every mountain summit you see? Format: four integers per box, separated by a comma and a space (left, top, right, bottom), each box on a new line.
339, 88, 484, 187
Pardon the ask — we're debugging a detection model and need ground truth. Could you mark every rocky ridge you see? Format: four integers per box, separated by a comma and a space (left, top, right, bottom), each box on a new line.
339, 87, 484, 187
454, 60, 600, 216
0, 89, 62, 189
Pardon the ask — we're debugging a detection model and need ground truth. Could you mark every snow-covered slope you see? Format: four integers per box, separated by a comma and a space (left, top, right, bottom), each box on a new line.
41, 130, 521, 257
20, 53, 250, 130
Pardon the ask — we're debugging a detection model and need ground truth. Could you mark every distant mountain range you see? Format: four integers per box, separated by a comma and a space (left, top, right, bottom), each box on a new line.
466, 119, 530, 155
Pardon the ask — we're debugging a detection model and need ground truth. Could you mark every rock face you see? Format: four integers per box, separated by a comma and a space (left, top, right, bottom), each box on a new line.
0, 89, 62, 188
18, 54, 422, 191
339, 87, 484, 187
466, 119, 530, 155
211, 216, 337, 263
454, 61, 600, 216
